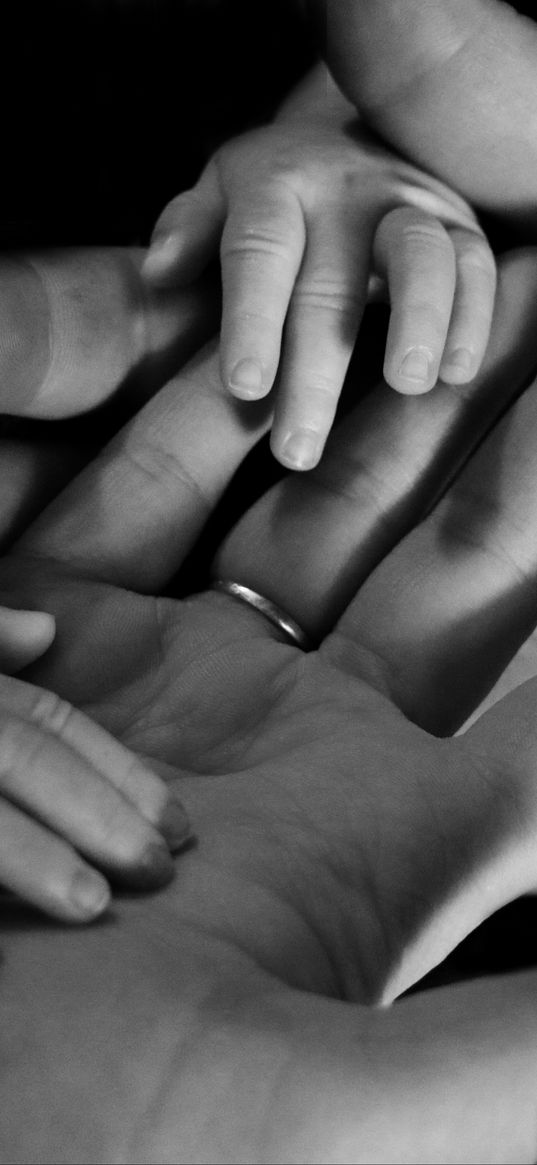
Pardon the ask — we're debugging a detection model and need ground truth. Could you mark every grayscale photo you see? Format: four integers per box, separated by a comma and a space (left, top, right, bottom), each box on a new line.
1, 2, 537, 1162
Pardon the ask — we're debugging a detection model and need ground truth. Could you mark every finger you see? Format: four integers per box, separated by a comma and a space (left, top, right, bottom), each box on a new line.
215, 249, 537, 640
0, 798, 111, 922
439, 227, 497, 384
0, 708, 177, 890
0, 675, 191, 851
219, 180, 305, 399
143, 159, 225, 286
13, 341, 272, 591
0, 608, 55, 673
269, 209, 370, 470
374, 206, 457, 393
329, 346, 537, 734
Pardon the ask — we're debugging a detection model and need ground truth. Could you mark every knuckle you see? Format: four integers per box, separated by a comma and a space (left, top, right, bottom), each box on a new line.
302, 371, 342, 401
28, 687, 74, 738
292, 278, 361, 318
221, 227, 296, 264
383, 205, 448, 241
400, 221, 452, 256
122, 435, 212, 513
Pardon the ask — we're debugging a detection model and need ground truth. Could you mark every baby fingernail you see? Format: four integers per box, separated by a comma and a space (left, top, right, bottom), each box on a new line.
70, 869, 110, 918
442, 347, 474, 379
280, 430, 322, 471
160, 797, 193, 852
398, 348, 433, 386
229, 359, 265, 398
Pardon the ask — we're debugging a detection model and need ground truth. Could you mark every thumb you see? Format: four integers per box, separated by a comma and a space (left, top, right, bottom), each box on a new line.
143, 157, 226, 286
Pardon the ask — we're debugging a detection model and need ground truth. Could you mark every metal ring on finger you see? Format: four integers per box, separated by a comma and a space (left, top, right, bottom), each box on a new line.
210, 580, 314, 651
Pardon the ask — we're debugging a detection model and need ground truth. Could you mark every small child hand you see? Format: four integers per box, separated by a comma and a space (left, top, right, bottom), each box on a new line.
0, 675, 191, 921
144, 120, 496, 471
0, 605, 56, 672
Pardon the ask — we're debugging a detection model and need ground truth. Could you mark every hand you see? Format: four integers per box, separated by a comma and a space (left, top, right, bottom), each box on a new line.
0, 673, 191, 922
0, 245, 218, 699
316, 0, 537, 227
0, 247, 217, 419
143, 72, 496, 470
3, 252, 537, 1159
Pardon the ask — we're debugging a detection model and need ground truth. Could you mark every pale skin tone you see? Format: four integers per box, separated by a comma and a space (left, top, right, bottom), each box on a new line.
4, 250, 537, 1160
143, 64, 496, 470
0, 91, 497, 919
0, 264, 219, 920
313, 0, 537, 226
0, 246, 217, 673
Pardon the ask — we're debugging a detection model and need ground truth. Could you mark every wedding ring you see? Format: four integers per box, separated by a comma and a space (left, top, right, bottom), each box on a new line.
210, 580, 314, 651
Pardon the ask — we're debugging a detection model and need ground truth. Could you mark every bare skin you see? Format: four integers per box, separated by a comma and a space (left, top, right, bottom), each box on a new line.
312, 0, 537, 227
3, 251, 537, 1160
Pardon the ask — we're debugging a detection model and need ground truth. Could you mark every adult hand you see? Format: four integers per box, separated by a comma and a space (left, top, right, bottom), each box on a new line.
0, 256, 219, 918
0, 248, 217, 419
313, 0, 537, 227
2, 250, 537, 1160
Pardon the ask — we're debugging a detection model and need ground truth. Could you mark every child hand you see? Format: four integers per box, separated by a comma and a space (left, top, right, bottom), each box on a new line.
0, 605, 55, 673
0, 674, 191, 921
143, 120, 496, 470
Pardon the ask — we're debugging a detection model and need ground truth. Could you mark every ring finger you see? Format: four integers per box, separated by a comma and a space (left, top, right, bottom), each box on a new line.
214, 249, 537, 640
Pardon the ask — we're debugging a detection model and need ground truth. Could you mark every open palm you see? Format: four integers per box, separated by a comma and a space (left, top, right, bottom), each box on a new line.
3, 253, 537, 1161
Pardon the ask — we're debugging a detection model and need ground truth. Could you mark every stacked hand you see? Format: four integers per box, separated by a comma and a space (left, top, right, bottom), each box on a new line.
0, 252, 215, 921
144, 68, 496, 471
319, 0, 537, 225
2, 251, 537, 1159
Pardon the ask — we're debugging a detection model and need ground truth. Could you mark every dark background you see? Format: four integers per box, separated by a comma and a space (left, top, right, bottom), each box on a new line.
0, 0, 315, 248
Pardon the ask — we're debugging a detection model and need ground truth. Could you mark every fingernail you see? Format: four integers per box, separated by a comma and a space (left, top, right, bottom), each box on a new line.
398, 347, 433, 386
442, 347, 474, 380
229, 359, 265, 398
131, 842, 175, 890
280, 430, 322, 471
160, 797, 193, 853
143, 234, 180, 280
70, 869, 110, 918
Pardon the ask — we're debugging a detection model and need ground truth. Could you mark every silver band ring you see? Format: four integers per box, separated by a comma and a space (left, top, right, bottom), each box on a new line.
210, 580, 314, 651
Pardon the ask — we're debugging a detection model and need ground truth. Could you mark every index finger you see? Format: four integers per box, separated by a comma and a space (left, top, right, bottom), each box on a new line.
14, 341, 272, 591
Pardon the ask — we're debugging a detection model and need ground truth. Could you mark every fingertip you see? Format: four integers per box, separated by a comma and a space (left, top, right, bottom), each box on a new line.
69, 867, 111, 921
439, 347, 476, 385
159, 795, 194, 853
142, 233, 182, 283
0, 607, 56, 672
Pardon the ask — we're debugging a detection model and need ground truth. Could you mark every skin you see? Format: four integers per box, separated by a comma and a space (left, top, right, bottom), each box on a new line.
3, 250, 537, 1160
312, 0, 537, 225
143, 65, 496, 470
0, 262, 217, 917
